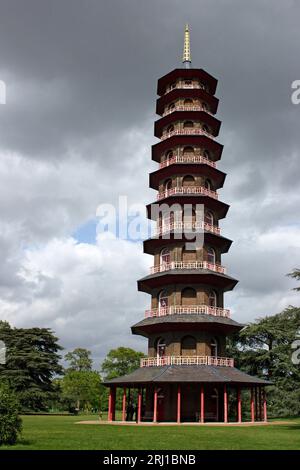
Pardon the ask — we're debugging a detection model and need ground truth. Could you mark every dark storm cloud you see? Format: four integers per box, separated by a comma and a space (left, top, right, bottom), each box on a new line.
0, 0, 299, 161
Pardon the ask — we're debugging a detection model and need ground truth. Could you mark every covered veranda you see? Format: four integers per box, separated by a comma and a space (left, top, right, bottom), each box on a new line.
105, 365, 270, 424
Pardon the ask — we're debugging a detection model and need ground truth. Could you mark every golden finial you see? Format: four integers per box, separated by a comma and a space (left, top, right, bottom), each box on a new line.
182, 23, 192, 68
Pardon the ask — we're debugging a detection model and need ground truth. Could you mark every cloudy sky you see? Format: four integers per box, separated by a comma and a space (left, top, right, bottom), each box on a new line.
0, 0, 300, 367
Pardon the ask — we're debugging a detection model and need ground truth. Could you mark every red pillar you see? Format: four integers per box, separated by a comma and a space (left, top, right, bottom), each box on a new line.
108, 387, 113, 422
177, 385, 181, 423
122, 387, 126, 421
263, 388, 267, 422
259, 386, 262, 421
112, 387, 116, 421
108, 386, 116, 422
250, 387, 255, 422
200, 385, 204, 423
153, 387, 158, 423
137, 388, 142, 423
237, 386, 242, 423
224, 384, 228, 423
255, 386, 258, 421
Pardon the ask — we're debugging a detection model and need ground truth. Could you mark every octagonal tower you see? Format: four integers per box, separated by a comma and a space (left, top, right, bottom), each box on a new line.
105, 25, 269, 424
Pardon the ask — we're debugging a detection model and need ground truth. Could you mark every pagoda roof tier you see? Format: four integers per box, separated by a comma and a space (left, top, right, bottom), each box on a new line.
137, 270, 238, 294
156, 88, 219, 115
104, 365, 270, 386
149, 164, 226, 190
152, 135, 223, 162
143, 232, 232, 255
157, 68, 218, 96
146, 196, 230, 220
154, 111, 221, 138
131, 314, 243, 338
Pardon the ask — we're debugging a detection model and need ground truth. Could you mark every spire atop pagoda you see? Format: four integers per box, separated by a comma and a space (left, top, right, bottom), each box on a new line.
182, 23, 192, 68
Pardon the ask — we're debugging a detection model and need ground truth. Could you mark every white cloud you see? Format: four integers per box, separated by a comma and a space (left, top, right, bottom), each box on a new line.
1, 235, 149, 365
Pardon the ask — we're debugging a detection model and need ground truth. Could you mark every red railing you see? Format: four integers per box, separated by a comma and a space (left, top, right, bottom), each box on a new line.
145, 305, 230, 318
159, 154, 216, 169
141, 356, 234, 367
162, 105, 213, 116
180, 84, 201, 89
161, 128, 214, 140
155, 220, 220, 236
165, 84, 204, 94
150, 261, 226, 275
157, 186, 218, 201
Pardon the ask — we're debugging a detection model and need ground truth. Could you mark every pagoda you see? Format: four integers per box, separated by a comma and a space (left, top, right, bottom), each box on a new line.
104, 25, 269, 423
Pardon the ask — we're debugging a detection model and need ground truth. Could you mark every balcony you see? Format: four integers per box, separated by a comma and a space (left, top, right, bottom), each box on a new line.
155, 220, 220, 236
141, 355, 234, 367
161, 128, 214, 140
159, 154, 216, 169
162, 105, 213, 117
165, 84, 203, 95
150, 261, 226, 275
145, 305, 230, 318
157, 186, 218, 201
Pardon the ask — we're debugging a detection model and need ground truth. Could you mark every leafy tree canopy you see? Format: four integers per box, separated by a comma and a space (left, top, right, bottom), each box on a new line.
102, 347, 145, 379
228, 306, 300, 417
65, 348, 93, 372
0, 383, 22, 445
0, 321, 63, 411
60, 370, 103, 411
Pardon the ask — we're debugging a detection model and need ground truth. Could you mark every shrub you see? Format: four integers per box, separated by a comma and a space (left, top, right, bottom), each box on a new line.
0, 383, 22, 445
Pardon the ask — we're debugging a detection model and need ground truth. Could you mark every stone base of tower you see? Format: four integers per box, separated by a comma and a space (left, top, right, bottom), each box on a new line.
104, 365, 270, 424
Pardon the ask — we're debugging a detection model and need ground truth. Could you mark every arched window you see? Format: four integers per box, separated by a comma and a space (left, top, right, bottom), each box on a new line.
158, 290, 168, 309
205, 179, 212, 190
204, 211, 214, 226
170, 82, 176, 90
160, 248, 170, 265
202, 124, 209, 133
167, 124, 174, 134
184, 80, 192, 87
183, 120, 194, 128
168, 103, 175, 111
207, 247, 216, 264
202, 102, 208, 111
182, 175, 195, 187
181, 335, 197, 355
164, 179, 172, 191
182, 287, 197, 306
158, 213, 163, 229
156, 337, 166, 358
166, 150, 173, 158
210, 337, 218, 357
203, 149, 210, 159
208, 290, 217, 307
183, 146, 194, 159
184, 98, 193, 106
161, 210, 174, 230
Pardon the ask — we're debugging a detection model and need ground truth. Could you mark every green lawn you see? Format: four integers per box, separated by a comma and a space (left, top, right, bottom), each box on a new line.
1, 415, 300, 450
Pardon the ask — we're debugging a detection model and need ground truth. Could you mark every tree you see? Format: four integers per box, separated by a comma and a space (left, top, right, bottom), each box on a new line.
0, 321, 63, 410
61, 370, 104, 412
65, 348, 93, 372
228, 307, 300, 417
288, 269, 300, 291
102, 347, 146, 380
0, 383, 22, 445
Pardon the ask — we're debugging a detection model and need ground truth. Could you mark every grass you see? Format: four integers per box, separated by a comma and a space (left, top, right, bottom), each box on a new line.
1, 414, 300, 450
